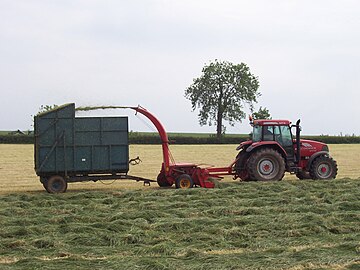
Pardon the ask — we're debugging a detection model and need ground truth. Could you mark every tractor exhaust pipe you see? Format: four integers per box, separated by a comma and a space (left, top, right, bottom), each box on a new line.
296, 119, 301, 164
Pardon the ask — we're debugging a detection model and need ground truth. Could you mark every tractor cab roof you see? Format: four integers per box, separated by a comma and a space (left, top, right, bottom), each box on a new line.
253, 119, 291, 126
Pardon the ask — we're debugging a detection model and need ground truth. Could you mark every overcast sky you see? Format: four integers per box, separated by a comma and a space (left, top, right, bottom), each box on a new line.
1, 0, 359, 135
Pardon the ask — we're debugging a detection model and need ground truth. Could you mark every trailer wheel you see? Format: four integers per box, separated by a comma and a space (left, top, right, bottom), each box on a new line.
42, 182, 50, 192
309, 155, 337, 180
175, 174, 194, 189
45, 175, 68, 193
247, 148, 285, 181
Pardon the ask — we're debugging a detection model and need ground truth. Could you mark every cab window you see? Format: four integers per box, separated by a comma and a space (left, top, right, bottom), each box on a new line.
273, 126, 282, 143
263, 126, 274, 141
252, 125, 262, 142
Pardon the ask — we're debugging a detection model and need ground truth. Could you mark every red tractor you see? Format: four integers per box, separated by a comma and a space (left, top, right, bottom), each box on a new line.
235, 118, 338, 181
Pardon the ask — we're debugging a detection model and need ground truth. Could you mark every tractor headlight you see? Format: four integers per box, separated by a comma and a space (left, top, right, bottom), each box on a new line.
322, 145, 329, 152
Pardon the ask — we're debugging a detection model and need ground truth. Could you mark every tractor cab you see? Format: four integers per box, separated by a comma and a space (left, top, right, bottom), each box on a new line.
251, 119, 296, 161
252, 120, 293, 145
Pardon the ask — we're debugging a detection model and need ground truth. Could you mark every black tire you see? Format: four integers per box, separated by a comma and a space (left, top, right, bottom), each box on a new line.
309, 155, 338, 180
40, 177, 50, 192
235, 151, 251, 181
157, 172, 172, 187
296, 171, 311, 180
175, 174, 194, 189
247, 148, 285, 181
44, 175, 68, 193
42, 182, 50, 192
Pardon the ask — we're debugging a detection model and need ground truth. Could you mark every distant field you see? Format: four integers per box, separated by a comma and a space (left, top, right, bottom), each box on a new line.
131, 131, 247, 138
0, 144, 359, 194
0, 130, 245, 137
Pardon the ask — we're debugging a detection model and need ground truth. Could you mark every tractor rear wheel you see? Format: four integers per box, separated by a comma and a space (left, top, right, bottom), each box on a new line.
309, 155, 337, 180
44, 175, 67, 193
175, 174, 194, 189
247, 148, 285, 181
235, 151, 250, 181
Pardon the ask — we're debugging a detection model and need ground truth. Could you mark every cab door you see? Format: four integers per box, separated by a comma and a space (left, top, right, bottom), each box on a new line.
274, 125, 294, 158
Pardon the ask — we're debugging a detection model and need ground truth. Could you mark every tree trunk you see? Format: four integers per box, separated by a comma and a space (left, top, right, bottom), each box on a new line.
216, 87, 223, 139
217, 111, 222, 138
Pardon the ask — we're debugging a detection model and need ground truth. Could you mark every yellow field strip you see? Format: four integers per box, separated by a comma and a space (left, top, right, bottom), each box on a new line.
0, 144, 359, 194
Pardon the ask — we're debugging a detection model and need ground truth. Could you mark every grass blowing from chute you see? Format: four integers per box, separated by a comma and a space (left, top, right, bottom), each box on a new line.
75, 105, 132, 112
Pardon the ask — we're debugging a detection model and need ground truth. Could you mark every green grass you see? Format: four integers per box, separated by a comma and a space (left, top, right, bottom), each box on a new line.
1, 179, 359, 269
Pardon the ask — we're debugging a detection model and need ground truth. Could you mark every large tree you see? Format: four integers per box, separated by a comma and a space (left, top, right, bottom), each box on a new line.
185, 60, 260, 138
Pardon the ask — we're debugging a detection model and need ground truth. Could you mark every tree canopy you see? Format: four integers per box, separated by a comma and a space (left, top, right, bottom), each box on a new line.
252, 106, 271, 120
185, 60, 260, 138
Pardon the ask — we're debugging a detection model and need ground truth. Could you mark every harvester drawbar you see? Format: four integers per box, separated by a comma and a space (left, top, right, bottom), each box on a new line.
34, 103, 337, 193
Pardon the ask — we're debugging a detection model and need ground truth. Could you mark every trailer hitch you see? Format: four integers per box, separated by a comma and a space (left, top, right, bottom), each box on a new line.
129, 156, 142, 165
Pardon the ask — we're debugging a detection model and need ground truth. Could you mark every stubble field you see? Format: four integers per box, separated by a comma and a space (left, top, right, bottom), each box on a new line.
0, 144, 360, 193
0, 144, 359, 269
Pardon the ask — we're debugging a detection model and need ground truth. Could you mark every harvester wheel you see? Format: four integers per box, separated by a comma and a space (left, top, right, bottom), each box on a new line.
157, 173, 172, 187
247, 148, 285, 181
175, 174, 194, 189
309, 155, 338, 180
45, 175, 68, 193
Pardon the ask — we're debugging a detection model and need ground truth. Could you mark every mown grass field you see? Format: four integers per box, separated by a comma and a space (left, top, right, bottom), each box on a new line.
0, 144, 359, 269
1, 180, 359, 269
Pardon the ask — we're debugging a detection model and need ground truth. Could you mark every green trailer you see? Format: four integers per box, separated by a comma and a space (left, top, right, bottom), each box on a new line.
34, 103, 152, 193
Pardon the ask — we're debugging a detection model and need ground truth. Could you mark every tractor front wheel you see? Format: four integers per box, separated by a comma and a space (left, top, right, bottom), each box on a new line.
247, 148, 285, 181
175, 174, 194, 189
44, 175, 68, 193
309, 155, 337, 180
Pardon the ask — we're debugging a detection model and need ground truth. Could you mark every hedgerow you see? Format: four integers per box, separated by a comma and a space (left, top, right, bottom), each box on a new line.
0, 133, 359, 144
